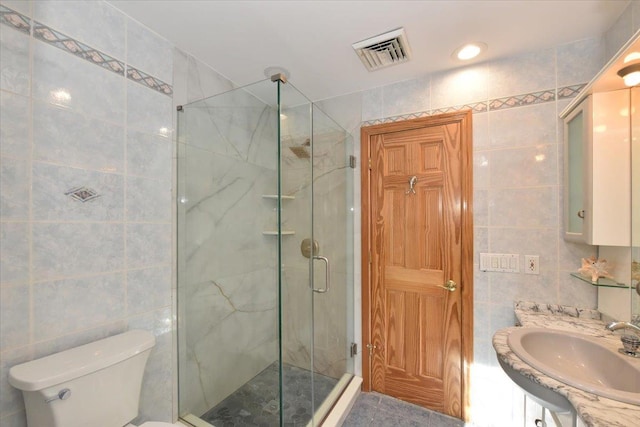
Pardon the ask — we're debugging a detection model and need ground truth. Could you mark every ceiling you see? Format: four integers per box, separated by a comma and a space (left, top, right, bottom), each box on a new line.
109, 0, 629, 101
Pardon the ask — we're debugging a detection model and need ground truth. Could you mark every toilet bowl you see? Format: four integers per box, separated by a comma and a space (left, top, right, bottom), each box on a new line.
9, 330, 174, 427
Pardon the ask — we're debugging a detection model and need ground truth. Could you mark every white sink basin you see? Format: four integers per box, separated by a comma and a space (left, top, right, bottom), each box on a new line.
507, 328, 640, 405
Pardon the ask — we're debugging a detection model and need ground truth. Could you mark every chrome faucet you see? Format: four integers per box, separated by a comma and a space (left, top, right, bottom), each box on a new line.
607, 322, 640, 357
606, 321, 640, 334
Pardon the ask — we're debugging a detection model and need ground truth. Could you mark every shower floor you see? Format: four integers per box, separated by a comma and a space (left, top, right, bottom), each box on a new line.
201, 362, 339, 427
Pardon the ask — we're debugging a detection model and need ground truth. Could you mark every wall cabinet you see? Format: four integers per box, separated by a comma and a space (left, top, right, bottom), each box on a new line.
563, 90, 630, 246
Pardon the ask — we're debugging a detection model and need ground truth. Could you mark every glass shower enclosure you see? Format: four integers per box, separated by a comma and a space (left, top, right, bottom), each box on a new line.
176, 76, 354, 426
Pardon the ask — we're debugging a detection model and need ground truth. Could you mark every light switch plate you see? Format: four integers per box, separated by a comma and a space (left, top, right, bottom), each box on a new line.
480, 253, 519, 273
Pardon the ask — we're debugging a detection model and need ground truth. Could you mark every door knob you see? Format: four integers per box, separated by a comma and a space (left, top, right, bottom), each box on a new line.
440, 280, 457, 292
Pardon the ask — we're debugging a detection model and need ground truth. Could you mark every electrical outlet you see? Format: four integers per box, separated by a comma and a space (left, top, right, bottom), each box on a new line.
525, 255, 539, 275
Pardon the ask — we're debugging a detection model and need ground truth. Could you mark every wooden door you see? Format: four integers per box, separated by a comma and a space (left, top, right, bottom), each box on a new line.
361, 112, 473, 420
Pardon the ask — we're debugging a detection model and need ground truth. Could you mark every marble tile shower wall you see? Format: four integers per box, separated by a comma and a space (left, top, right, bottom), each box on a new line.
175, 85, 279, 417
0, 1, 174, 425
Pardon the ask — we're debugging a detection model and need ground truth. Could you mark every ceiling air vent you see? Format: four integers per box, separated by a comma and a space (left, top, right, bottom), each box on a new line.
352, 28, 412, 72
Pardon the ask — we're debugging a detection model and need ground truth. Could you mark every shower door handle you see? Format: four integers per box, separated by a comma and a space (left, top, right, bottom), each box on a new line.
312, 256, 330, 293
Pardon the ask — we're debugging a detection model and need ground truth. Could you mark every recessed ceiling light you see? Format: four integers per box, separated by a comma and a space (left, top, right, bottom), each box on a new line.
452, 42, 487, 61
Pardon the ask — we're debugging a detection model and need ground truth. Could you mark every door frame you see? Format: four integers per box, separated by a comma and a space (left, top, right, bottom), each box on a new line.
360, 111, 473, 421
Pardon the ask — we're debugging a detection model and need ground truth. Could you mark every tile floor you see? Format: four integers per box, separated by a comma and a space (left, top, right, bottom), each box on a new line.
201, 362, 338, 426
343, 392, 465, 427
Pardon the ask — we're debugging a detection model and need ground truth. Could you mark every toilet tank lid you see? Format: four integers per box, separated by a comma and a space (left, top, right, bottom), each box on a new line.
9, 330, 155, 391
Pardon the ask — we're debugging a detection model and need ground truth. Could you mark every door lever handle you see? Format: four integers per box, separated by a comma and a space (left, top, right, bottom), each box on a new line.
440, 280, 457, 292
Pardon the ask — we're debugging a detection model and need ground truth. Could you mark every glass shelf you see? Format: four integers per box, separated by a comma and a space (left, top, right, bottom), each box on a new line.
262, 231, 295, 235
570, 272, 629, 289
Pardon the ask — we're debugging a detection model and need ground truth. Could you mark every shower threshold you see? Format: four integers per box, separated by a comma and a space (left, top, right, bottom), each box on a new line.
200, 362, 339, 427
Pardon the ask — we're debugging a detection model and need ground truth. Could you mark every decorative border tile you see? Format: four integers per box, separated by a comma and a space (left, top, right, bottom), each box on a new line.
489, 89, 555, 111
432, 101, 488, 115
362, 84, 585, 126
33, 22, 125, 76
127, 66, 173, 96
0, 4, 31, 34
558, 83, 587, 99
0, 4, 173, 97
362, 102, 487, 126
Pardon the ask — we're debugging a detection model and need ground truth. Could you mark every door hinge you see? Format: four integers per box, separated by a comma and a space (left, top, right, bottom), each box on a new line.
368, 158, 372, 169
349, 155, 357, 169
369, 250, 372, 264
350, 342, 358, 358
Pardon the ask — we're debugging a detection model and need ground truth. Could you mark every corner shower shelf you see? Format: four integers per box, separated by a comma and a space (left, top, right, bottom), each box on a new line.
569, 272, 629, 289
262, 231, 296, 236
262, 195, 295, 200
262, 195, 295, 235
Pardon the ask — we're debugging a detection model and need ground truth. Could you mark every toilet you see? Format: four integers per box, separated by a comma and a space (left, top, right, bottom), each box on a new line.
8, 330, 175, 427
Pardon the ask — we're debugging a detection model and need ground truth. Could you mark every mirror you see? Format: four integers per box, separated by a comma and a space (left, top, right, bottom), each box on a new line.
563, 30, 640, 323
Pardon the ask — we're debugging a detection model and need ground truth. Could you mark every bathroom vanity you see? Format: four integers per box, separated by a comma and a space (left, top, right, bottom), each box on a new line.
493, 302, 640, 427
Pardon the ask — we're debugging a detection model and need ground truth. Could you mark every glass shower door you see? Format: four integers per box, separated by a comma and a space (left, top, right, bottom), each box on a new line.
309, 105, 355, 423
280, 83, 354, 425
278, 82, 355, 425
176, 77, 354, 426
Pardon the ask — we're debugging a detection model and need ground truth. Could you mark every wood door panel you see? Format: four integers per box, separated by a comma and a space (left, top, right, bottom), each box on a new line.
442, 299, 463, 415
362, 111, 473, 421
385, 266, 444, 288
386, 290, 406, 370
385, 146, 409, 175
418, 186, 443, 270
419, 142, 444, 173
385, 290, 447, 379
382, 186, 444, 271
382, 126, 444, 146
385, 290, 420, 373
385, 376, 444, 401
404, 183, 419, 269
403, 292, 420, 374
384, 189, 406, 266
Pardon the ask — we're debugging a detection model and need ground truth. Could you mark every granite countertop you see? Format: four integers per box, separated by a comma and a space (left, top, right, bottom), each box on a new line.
492, 301, 640, 427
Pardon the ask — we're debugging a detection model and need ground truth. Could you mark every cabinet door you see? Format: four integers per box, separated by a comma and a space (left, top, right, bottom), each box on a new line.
564, 97, 590, 242
591, 90, 630, 246
563, 91, 630, 246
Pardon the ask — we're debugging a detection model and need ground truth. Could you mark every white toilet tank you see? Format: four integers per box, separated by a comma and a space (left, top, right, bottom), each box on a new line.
9, 330, 155, 427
